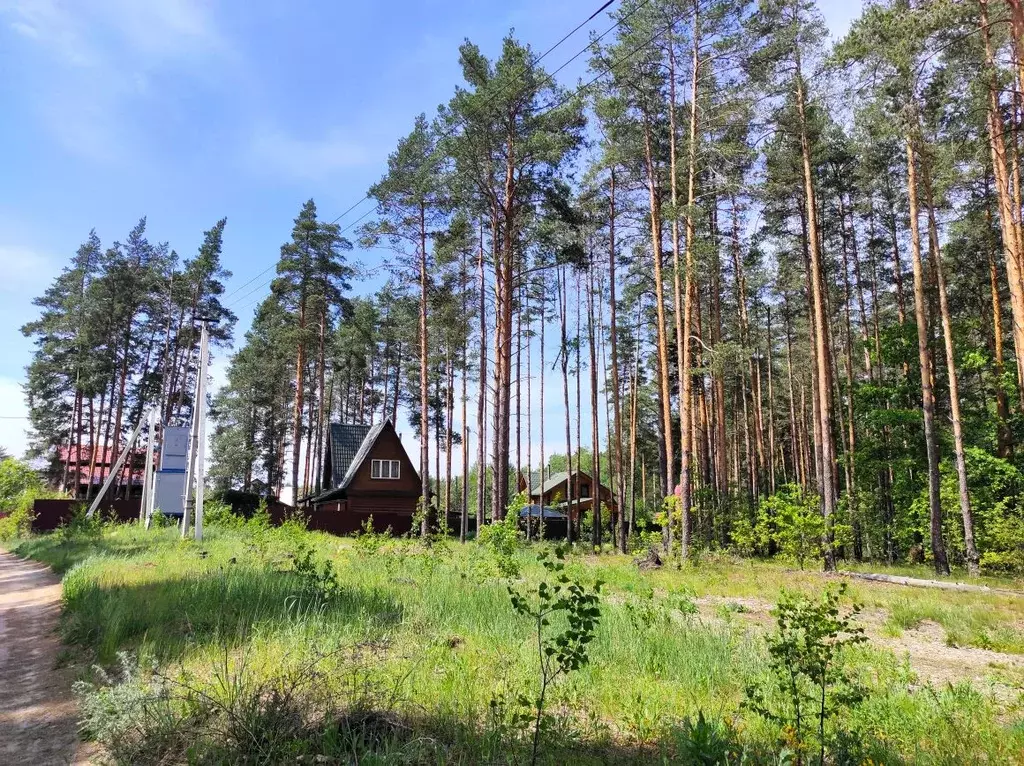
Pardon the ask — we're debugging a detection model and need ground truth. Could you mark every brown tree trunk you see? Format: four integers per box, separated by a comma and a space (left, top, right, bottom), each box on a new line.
794, 43, 837, 570
905, 137, 950, 576
609, 170, 627, 552
588, 263, 602, 550
477, 221, 488, 530
921, 152, 979, 575
983, 0, 1024, 406
291, 290, 306, 505
558, 267, 575, 544
643, 118, 675, 553
419, 202, 431, 536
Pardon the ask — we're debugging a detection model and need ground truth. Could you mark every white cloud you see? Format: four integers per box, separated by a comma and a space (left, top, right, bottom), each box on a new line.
247, 126, 373, 182
0, 377, 30, 459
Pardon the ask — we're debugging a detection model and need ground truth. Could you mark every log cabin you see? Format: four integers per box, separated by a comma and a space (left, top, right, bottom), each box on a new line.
311, 419, 421, 535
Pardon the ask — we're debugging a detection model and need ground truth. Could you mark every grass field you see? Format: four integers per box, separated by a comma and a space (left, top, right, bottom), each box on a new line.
11, 520, 1024, 764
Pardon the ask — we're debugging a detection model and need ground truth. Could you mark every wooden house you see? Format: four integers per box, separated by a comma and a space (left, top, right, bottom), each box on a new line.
311, 419, 421, 535
518, 469, 617, 513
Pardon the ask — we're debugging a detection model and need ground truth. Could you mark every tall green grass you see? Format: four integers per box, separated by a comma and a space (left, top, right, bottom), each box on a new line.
13, 525, 1024, 764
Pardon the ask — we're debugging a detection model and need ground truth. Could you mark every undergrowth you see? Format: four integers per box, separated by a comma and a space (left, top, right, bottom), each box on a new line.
12, 524, 1024, 764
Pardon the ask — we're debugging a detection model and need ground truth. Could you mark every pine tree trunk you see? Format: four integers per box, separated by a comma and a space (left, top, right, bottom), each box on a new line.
419, 202, 430, 536
559, 267, 574, 544
461, 243, 470, 542
793, 46, 837, 570
477, 221, 488, 530
291, 287, 306, 505
986, 191, 1012, 456
609, 169, 627, 553
540, 278, 547, 541
921, 153, 979, 575
669, 10, 700, 562
643, 118, 675, 552
982, 0, 1024, 406
905, 137, 951, 576
588, 262, 601, 550
446, 346, 454, 525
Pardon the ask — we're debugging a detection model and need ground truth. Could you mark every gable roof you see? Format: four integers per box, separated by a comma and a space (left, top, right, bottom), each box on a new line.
528, 469, 604, 498
337, 420, 387, 490
327, 422, 374, 488
313, 419, 415, 504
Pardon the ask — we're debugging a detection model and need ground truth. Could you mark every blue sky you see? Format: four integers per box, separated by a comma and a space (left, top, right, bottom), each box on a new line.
0, 0, 860, 462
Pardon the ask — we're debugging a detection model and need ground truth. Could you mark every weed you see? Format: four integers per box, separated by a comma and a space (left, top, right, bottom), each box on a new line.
508, 544, 602, 765
291, 539, 340, 606
673, 711, 742, 765
744, 584, 867, 765
478, 495, 525, 579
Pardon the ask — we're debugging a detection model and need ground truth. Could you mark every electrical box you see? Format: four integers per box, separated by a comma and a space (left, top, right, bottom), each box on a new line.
160, 426, 190, 472
154, 470, 186, 517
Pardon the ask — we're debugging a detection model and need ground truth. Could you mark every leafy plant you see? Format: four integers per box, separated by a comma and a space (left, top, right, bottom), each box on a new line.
353, 516, 392, 556
56, 503, 104, 545
477, 492, 526, 579
291, 540, 340, 606
673, 711, 741, 765
762, 485, 826, 569
0, 457, 44, 540
744, 584, 867, 765
203, 499, 244, 529
507, 545, 602, 765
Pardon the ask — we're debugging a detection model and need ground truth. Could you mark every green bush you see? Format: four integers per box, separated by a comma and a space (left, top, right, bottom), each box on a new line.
730, 484, 825, 568
0, 457, 45, 540
477, 492, 525, 579
910, 448, 1024, 572
202, 499, 245, 529
744, 584, 867, 763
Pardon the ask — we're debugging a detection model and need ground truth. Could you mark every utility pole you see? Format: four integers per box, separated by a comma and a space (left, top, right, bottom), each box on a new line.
139, 409, 156, 525
86, 412, 148, 519
181, 323, 210, 540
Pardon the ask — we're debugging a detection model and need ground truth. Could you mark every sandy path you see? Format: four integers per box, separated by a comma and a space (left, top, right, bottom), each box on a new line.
0, 549, 89, 765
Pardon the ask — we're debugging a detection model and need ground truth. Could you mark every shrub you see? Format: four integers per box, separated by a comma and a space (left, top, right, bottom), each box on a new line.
0, 457, 44, 540
353, 516, 392, 556
290, 539, 340, 606
202, 499, 245, 529
56, 503, 103, 545
744, 584, 867, 765
507, 545, 602, 765
732, 484, 825, 568
477, 492, 525, 579
762, 485, 826, 570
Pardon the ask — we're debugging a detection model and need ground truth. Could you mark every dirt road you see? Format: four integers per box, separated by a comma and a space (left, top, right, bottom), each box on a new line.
0, 549, 87, 764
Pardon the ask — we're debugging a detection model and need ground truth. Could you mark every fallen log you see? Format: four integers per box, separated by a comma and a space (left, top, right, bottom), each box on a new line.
836, 570, 1024, 597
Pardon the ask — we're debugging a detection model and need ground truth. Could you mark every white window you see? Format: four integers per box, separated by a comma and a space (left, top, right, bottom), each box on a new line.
371, 459, 401, 480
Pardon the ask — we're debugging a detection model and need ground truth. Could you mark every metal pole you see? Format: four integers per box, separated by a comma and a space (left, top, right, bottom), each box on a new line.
194, 325, 209, 542
86, 414, 148, 519
180, 327, 205, 538
139, 410, 156, 524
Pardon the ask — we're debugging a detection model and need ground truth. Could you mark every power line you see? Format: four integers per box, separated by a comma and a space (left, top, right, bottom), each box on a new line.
226, 0, 629, 310
227, 0, 664, 315
320, 0, 627, 229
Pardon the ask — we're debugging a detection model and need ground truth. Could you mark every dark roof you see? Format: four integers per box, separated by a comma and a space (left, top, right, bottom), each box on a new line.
528, 469, 604, 497
518, 504, 566, 519
327, 423, 373, 488
313, 419, 409, 504
337, 420, 387, 490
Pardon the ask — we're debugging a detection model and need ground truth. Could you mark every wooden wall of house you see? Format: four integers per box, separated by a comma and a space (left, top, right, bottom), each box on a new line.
347, 493, 419, 516
347, 425, 421, 496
